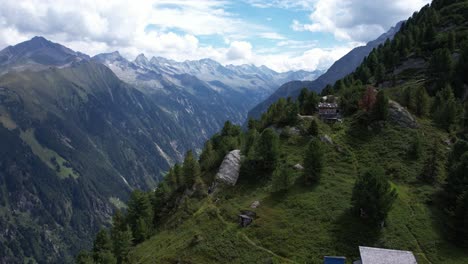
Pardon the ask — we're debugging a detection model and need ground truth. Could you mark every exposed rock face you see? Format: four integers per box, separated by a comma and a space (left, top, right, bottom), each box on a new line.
250, 201, 260, 209
293, 164, 304, 170
388, 100, 418, 129
320, 135, 333, 145
215, 150, 241, 186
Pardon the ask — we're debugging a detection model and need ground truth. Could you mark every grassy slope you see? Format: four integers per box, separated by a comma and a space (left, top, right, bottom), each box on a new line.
130, 107, 468, 263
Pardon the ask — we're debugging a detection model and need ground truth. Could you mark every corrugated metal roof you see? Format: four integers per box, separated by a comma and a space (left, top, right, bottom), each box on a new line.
324, 256, 346, 264
359, 246, 417, 264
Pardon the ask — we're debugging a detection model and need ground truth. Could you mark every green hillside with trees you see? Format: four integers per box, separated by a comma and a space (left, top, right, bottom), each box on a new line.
77, 0, 468, 263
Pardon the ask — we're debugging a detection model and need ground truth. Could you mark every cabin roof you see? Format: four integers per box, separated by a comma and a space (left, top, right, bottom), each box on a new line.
318, 102, 338, 108
359, 246, 417, 264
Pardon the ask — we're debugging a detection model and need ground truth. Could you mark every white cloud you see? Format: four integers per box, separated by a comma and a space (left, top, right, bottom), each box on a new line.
226, 41, 253, 60
291, 0, 431, 42
254, 45, 355, 72
0, 0, 430, 73
258, 32, 286, 40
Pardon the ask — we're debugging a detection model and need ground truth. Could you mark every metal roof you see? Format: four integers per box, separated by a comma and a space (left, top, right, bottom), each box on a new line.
359, 246, 417, 264
324, 256, 346, 264
318, 102, 338, 108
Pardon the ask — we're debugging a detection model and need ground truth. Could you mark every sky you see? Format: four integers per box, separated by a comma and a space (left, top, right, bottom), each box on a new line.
0, 0, 431, 72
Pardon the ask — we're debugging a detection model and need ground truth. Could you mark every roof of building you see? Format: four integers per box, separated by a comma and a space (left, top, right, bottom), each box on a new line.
359, 246, 417, 264
318, 102, 338, 108
324, 256, 346, 264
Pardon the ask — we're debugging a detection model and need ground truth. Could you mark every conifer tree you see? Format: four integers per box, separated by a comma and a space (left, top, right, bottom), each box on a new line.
419, 141, 442, 184
359, 86, 377, 112
110, 211, 132, 264
430, 48, 453, 87
302, 91, 319, 115
75, 251, 93, 264
303, 139, 324, 185
374, 90, 389, 120
183, 150, 202, 188
200, 141, 217, 172
375, 64, 386, 84
308, 119, 319, 136
414, 86, 430, 117
351, 166, 397, 224
256, 128, 280, 173
298, 88, 309, 113
271, 164, 293, 193
445, 152, 468, 207
93, 229, 117, 264
408, 133, 423, 159
245, 128, 260, 157
453, 191, 468, 246
433, 85, 462, 130
127, 190, 153, 242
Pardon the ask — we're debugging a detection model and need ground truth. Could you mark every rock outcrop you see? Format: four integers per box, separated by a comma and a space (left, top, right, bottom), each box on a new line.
215, 150, 241, 186
388, 100, 418, 129
293, 164, 304, 170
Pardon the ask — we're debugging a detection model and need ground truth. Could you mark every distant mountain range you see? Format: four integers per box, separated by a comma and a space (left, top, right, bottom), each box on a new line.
0, 36, 321, 263
247, 21, 404, 120
94, 50, 323, 128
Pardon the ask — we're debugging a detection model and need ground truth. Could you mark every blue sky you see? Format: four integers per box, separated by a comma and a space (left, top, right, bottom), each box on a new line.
0, 0, 431, 72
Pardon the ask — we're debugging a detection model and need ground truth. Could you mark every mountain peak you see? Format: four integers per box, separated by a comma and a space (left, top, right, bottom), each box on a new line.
134, 53, 149, 66
93, 51, 126, 63
0, 36, 88, 70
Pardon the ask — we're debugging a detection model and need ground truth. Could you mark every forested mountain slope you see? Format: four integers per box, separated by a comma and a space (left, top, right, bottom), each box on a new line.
0, 38, 199, 263
247, 21, 403, 120
80, 0, 468, 263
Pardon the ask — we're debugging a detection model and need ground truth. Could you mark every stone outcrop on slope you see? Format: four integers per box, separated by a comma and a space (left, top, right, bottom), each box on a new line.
215, 149, 241, 186
388, 100, 418, 129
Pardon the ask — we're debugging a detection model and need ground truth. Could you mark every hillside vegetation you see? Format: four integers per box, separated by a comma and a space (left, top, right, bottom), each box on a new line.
79, 0, 468, 263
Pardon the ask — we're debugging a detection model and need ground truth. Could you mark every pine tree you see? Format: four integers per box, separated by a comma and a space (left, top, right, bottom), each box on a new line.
302, 91, 319, 115
430, 48, 453, 87
414, 86, 430, 117
200, 141, 217, 172
408, 133, 423, 159
351, 166, 397, 224
453, 191, 468, 246
448, 31, 456, 51
256, 128, 280, 173
308, 119, 319, 136
93, 229, 117, 264
127, 190, 153, 242
298, 88, 309, 113
110, 212, 132, 264
445, 152, 468, 208
173, 163, 183, 188
183, 150, 202, 188
374, 90, 389, 120
303, 139, 324, 185
133, 217, 149, 244
359, 86, 377, 112
419, 141, 442, 184
245, 128, 259, 157
433, 85, 462, 130
375, 64, 386, 84
271, 164, 293, 193
75, 251, 93, 264
321, 84, 334, 96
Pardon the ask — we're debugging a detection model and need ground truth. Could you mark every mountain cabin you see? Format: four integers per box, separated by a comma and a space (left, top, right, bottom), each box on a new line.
318, 102, 340, 122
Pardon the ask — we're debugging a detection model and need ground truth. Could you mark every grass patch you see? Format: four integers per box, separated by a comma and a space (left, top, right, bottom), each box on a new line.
20, 129, 79, 179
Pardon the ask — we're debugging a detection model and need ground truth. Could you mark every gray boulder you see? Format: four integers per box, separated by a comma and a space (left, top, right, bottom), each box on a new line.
215, 150, 241, 186
388, 100, 418, 129
320, 135, 333, 145
293, 164, 304, 170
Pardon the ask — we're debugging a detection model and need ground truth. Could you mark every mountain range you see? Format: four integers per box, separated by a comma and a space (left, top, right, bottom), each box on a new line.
0, 36, 321, 263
